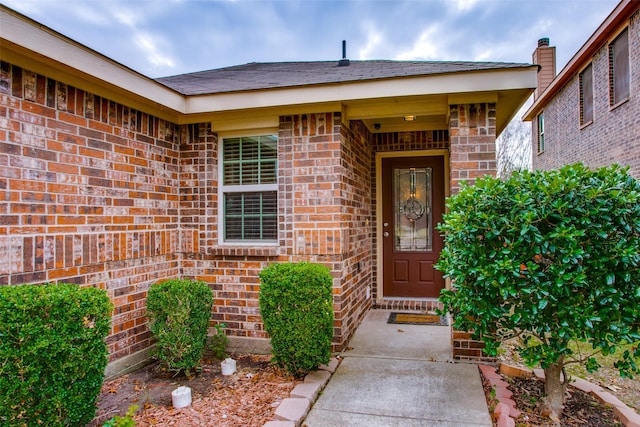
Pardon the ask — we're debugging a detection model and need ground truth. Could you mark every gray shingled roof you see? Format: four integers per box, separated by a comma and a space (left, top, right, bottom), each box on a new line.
156, 60, 532, 96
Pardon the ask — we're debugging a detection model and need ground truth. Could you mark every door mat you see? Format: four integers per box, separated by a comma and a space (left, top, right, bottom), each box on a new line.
387, 312, 449, 326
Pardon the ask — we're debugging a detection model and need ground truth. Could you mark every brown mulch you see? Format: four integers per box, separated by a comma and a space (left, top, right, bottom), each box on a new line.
480, 370, 622, 426
480, 371, 623, 427
498, 341, 640, 412
92, 353, 301, 427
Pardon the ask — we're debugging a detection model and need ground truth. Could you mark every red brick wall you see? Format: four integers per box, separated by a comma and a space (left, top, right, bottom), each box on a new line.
1, 57, 504, 365
0, 61, 375, 359
449, 102, 497, 362
336, 119, 373, 346
0, 62, 184, 362
449, 103, 497, 194
178, 114, 373, 351
533, 13, 640, 178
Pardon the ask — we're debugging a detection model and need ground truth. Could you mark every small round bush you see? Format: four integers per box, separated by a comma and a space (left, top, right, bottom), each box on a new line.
146, 279, 213, 375
259, 262, 334, 377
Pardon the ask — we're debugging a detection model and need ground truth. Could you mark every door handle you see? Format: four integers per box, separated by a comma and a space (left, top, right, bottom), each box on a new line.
383, 231, 390, 238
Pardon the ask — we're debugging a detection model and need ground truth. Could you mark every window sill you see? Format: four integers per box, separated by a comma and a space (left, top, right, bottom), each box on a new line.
609, 97, 629, 111
580, 120, 593, 130
209, 246, 279, 257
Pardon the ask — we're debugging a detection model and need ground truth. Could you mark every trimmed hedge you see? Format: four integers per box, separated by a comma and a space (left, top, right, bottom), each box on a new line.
259, 262, 334, 377
0, 283, 112, 427
146, 279, 213, 375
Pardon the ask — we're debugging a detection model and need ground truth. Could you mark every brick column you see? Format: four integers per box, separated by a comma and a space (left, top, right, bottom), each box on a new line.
449, 103, 497, 194
448, 103, 497, 363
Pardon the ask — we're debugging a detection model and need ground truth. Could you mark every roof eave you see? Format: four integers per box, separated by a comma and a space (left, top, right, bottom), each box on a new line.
0, 5, 185, 119
524, 0, 639, 121
184, 66, 538, 115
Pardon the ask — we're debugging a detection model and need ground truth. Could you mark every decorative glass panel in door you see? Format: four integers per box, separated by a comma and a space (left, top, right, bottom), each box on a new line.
394, 167, 432, 252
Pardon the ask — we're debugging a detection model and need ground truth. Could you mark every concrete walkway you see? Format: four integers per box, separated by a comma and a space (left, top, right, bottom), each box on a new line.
303, 309, 492, 427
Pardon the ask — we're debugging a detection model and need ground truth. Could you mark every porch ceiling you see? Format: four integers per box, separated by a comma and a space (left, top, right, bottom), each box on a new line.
343, 90, 532, 135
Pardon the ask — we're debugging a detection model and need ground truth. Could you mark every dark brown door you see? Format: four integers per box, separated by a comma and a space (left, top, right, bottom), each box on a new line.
382, 156, 445, 298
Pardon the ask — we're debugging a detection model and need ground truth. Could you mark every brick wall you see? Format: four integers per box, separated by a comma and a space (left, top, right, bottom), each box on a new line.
178, 113, 372, 351
1, 57, 505, 365
0, 59, 376, 361
449, 103, 497, 195
0, 62, 184, 362
449, 102, 497, 362
336, 119, 373, 347
533, 11, 640, 178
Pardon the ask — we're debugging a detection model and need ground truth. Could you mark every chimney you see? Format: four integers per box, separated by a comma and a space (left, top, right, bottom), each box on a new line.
532, 37, 556, 99
338, 40, 350, 66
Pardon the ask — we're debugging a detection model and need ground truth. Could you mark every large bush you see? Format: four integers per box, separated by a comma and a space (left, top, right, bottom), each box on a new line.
259, 262, 334, 377
0, 283, 112, 426
146, 279, 213, 375
436, 164, 640, 420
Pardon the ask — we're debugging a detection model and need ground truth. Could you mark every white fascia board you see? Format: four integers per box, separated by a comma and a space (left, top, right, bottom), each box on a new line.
185, 67, 538, 114
0, 7, 184, 112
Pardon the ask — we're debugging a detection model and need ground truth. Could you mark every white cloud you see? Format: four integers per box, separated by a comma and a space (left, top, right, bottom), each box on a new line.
134, 32, 176, 69
395, 24, 444, 61
358, 22, 383, 60
111, 8, 140, 28
72, 4, 111, 27
447, 0, 480, 13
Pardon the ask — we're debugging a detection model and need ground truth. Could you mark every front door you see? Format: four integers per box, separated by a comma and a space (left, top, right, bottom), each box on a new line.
382, 156, 445, 298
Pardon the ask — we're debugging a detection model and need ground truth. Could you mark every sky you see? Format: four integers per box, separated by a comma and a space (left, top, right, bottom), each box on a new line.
3, 0, 621, 79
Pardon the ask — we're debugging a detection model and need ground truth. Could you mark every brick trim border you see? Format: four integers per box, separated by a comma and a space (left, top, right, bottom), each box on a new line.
480, 363, 640, 427
263, 357, 341, 427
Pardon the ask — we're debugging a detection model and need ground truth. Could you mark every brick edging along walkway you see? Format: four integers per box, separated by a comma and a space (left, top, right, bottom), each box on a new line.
263, 357, 341, 427
480, 363, 640, 427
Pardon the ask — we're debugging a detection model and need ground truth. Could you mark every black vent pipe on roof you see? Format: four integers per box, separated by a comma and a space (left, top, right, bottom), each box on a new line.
338, 40, 350, 66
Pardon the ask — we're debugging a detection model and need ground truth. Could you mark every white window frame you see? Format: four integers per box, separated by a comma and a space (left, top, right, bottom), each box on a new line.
218, 131, 278, 246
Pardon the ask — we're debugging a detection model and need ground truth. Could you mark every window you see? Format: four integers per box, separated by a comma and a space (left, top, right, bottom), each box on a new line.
220, 135, 277, 243
537, 113, 545, 154
609, 28, 629, 107
579, 64, 593, 125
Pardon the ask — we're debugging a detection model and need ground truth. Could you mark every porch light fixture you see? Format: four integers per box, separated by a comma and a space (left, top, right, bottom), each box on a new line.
403, 115, 416, 122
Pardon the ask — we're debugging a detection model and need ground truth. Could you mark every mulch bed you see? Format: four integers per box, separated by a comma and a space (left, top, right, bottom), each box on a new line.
481, 371, 622, 426
92, 353, 301, 427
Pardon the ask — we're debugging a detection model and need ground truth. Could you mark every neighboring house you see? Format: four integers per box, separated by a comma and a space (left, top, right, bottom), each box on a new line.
0, 5, 536, 374
525, 0, 640, 177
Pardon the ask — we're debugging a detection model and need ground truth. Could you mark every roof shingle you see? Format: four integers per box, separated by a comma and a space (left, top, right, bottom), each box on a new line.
156, 60, 532, 95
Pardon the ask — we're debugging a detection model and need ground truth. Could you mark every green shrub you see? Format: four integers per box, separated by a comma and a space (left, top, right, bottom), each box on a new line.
103, 404, 138, 427
436, 163, 640, 419
209, 323, 229, 360
0, 283, 112, 427
259, 262, 334, 377
146, 279, 213, 375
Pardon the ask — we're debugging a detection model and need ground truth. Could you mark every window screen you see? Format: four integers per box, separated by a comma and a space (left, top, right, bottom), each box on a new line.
222, 135, 277, 242
609, 28, 629, 106
537, 113, 545, 154
580, 64, 593, 125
